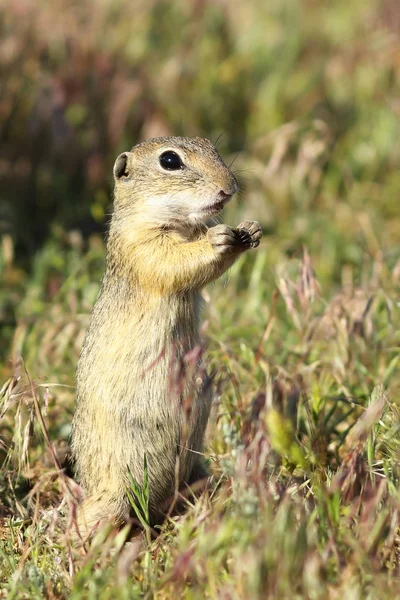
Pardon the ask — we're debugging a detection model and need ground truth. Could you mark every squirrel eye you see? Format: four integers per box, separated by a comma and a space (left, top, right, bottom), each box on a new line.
159, 151, 184, 171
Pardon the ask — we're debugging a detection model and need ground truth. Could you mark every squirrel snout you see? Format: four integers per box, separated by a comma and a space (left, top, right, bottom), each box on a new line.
220, 176, 239, 199
218, 190, 234, 203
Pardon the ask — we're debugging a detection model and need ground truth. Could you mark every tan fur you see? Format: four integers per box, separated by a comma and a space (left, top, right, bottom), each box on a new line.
71, 136, 262, 538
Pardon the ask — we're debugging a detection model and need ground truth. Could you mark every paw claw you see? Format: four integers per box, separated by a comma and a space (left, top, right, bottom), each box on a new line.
236, 221, 262, 250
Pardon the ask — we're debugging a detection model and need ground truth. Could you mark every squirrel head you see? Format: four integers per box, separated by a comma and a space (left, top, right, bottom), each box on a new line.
112, 137, 238, 227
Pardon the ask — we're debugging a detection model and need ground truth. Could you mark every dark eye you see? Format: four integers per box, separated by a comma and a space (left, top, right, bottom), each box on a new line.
159, 151, 184, 171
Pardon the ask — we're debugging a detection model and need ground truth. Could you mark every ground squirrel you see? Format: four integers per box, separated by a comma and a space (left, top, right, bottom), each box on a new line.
71, 136, 262, 537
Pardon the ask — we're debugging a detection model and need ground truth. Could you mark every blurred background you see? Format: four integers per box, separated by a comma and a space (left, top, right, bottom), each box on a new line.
2, 2, 400, 592
1, 0, 400, 377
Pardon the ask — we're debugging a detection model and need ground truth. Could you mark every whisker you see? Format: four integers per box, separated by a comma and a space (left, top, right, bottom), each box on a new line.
214, 131, 227, 150
232, 168, 254, 175
235, 174, 251, 184
228, 152, 241, 169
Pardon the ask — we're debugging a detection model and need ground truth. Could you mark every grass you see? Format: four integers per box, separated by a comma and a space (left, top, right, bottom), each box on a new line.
1, 226, 400, 598
2, 0, 400, 597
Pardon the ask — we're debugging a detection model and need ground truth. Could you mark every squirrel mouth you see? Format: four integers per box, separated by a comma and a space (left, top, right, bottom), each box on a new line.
203, 191, 233, 215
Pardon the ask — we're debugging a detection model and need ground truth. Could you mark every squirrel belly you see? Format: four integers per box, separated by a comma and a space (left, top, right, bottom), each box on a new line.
73, 275, 209, 525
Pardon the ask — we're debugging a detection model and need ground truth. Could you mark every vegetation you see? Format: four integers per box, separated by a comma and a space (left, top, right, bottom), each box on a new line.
1, 0, 400, 597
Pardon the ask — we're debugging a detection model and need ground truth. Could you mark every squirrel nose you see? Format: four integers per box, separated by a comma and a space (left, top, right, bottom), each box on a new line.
220, 174, 239, 198
227, 175, 239, 196
222, 183, 239, 198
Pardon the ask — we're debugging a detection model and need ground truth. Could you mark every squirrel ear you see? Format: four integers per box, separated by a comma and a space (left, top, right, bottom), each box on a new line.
113, 153, 130, 180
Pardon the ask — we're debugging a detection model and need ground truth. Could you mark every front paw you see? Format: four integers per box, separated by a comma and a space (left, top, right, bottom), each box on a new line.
207, 224, 241, 255
236, 221, 262, 249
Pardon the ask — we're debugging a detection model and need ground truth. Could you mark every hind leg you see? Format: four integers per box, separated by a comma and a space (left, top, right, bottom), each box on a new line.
73, 494, 129, 542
